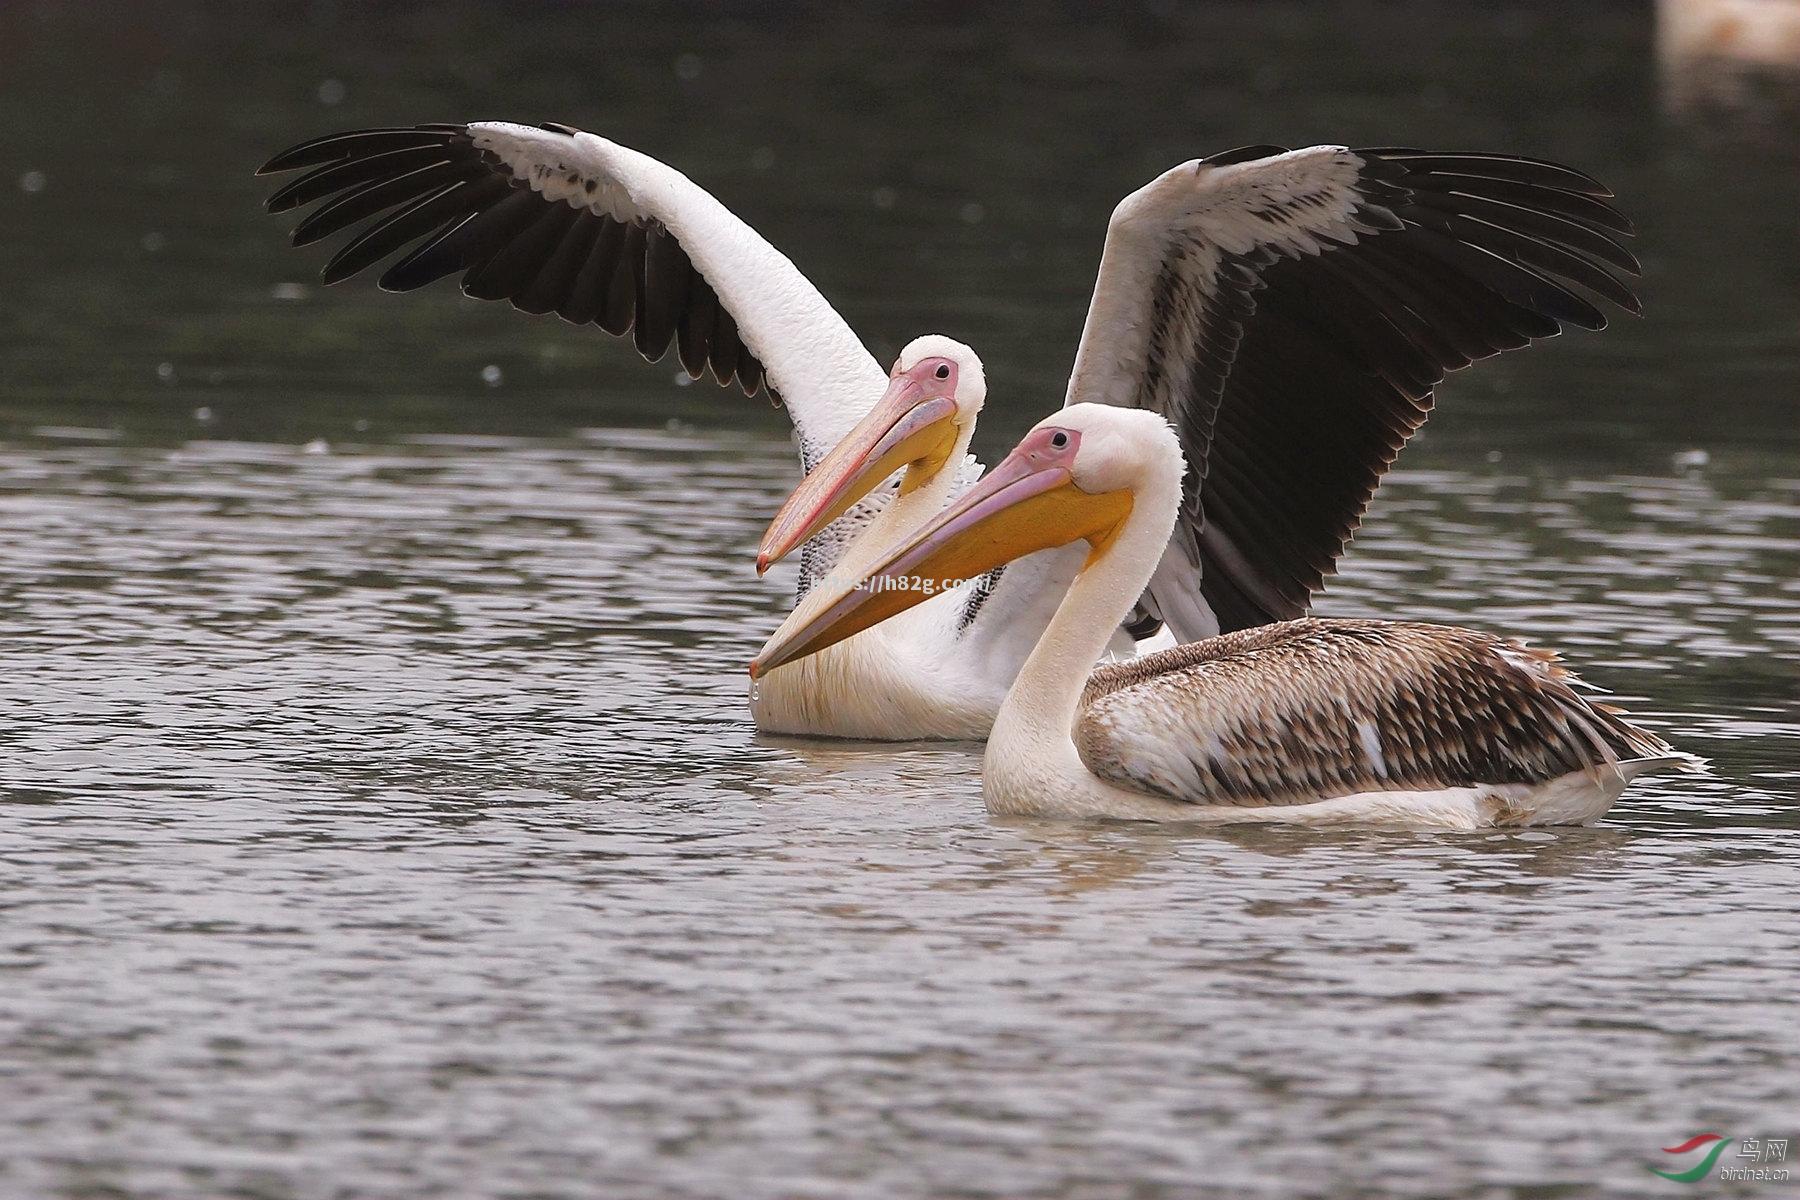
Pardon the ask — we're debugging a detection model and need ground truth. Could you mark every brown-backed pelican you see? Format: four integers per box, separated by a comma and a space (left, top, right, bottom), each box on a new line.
752, 405, 1697, 827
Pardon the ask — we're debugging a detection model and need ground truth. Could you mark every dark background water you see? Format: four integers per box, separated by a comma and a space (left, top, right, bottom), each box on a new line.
2, 3, 1797, 1198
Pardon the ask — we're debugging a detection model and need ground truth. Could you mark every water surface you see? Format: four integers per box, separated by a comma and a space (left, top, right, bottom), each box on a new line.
2, 3, 1796, 1197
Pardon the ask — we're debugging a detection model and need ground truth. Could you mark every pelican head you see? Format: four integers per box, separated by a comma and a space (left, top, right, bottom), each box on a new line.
756, 335, 986, 574
751, 403, 1176, 678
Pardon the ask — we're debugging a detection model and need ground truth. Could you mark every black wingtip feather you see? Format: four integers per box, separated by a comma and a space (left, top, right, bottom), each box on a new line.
265, 144, 461, 214
1202, 144, 1291, 168
258, 126, 465, 175
1361, 149, 1614, 197
321, 178, 499, 286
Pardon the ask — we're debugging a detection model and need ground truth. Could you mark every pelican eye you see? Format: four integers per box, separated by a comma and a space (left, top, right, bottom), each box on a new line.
1050, 431, 1069, 449
933, 364, 950, 380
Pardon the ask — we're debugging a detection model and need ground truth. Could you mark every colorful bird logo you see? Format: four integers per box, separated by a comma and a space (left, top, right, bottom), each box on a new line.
1650, 1134, 1734, 1182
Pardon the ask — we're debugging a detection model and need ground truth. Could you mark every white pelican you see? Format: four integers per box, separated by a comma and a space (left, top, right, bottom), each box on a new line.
752, 405, 1698, 828
258, 122, 1641, 739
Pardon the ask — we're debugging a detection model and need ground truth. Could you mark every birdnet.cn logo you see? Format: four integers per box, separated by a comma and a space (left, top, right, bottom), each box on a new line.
1650, 1133, 1790, 1183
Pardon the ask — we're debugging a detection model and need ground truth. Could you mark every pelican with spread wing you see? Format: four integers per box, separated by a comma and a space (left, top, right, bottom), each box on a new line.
259, 122, 1639, 739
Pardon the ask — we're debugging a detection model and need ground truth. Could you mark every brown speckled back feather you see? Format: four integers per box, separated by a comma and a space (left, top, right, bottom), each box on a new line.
1077, 618, 1685, 807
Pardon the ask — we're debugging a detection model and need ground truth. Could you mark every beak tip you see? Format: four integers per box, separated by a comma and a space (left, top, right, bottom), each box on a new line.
748, 659, 764, 681
755, 551, 771, 576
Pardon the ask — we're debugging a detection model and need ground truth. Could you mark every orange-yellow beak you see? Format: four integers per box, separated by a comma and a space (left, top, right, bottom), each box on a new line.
749, 432, 1132, 679
756, 372, 961, 574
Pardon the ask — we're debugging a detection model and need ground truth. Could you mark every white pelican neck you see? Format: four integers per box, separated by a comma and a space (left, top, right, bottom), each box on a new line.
987, 455, 1182, 773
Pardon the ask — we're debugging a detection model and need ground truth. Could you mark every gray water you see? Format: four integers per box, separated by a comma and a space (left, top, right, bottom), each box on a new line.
2, 3, 1797, 1198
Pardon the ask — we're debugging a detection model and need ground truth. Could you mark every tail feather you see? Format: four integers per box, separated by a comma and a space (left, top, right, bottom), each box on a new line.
1537, 649, 1696, 775
1617, 752, 1709, 781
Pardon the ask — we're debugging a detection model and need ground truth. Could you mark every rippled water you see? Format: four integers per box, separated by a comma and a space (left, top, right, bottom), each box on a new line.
3, 3, 1797, 1198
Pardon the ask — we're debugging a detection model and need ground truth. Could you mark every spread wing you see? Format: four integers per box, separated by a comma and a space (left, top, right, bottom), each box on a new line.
259, 120, 891, 577
1065, 146, 1640, 640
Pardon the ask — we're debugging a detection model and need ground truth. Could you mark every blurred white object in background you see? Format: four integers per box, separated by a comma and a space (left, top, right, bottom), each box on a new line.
1659, 0, 1800, 110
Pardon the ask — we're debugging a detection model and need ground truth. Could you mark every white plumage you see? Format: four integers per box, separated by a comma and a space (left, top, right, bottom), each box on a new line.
753, 405, 1699, 828
260, 123, 1642, 740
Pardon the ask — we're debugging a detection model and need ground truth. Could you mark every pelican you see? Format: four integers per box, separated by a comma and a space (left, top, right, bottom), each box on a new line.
753, 405, 1699, 828
258, 122, 1640, 739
